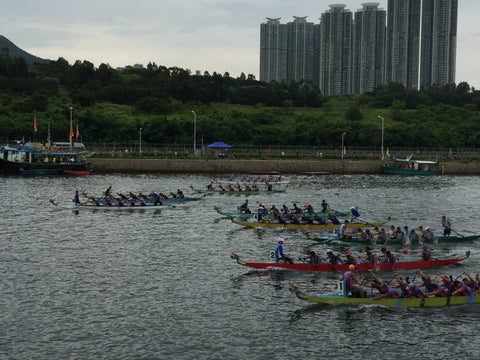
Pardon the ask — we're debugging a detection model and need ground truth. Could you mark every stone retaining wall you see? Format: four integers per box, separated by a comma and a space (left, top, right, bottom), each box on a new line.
89, 158, 480, 175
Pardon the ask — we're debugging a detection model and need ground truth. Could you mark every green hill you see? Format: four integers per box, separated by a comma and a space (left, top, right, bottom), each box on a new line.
0, 35, 50, 64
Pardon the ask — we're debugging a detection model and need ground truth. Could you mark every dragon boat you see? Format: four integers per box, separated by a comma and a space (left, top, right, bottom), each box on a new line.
214, 206, 350, 218
290, 286, 480, 308
191, 186, 287, 195
229, 216, 390, 230
49, 198, 184, 209
230, 251, 470, 272
305, 233, 480, 245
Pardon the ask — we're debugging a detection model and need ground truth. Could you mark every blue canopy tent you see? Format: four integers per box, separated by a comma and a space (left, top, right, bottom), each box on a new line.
206, 142, 232, 149
205, 142, 232, 157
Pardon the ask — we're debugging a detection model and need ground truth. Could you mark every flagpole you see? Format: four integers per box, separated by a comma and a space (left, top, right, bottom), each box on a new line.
69, 107, 73, 149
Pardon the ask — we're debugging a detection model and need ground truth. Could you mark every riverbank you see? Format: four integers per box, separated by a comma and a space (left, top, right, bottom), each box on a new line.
89, 158, 480, 175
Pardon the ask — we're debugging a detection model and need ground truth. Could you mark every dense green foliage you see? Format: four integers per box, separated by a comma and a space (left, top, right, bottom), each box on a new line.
1, 51, 480, 148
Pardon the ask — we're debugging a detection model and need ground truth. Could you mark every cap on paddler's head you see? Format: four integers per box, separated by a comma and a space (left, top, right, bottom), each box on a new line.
348, 265, 355, 270
325, 249, 333, 254
350, 206, 355, 210
278, 238, 284, 243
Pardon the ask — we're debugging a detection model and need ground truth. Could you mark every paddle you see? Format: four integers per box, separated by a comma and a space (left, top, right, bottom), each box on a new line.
451, 229, 464, 238
49, 198, 58, 206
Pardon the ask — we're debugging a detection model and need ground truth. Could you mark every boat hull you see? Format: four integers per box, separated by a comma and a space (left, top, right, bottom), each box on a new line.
230, 217, 390, 229
0, 158, 90, 175
382, 165, 436, 175
192, 188, 286, 195
21, 168, 63, 175
294, 292, 480, 307
63, 170, 90, 175
300, 172, 329, 176
234, 252, 469, 272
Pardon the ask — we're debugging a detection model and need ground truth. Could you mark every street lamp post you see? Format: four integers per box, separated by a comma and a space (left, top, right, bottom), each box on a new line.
378, 115, 384, 160
341, 132, 346, 159
139, 127, 142, 156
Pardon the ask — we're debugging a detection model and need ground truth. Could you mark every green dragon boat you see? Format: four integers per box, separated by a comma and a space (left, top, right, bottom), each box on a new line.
305, 232, 480, 245
191, 186, 287, 195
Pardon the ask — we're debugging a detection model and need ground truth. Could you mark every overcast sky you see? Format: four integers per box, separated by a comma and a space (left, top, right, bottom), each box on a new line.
1, 1, 478, 87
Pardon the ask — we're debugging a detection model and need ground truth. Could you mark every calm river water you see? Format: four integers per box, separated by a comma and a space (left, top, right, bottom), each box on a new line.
1, 174, 480, 359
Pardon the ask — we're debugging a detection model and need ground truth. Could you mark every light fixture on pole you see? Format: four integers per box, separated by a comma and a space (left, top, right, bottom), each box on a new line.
378, 115, 384, 160
341, 132, 346, 159
191, 111, 197, 153
139, 127, 142, 156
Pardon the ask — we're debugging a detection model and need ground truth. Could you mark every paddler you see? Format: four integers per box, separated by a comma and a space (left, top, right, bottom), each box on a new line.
366, 270, 400, 300
350, 206, 360, 223
240, 199, 250, 213
337, 220, 350, 240
302, 250, 321, 267
420, 245, 432, 261
323, 249, 344, 268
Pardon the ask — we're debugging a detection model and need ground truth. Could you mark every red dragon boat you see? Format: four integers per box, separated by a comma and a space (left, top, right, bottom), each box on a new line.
230, 251, 470, 272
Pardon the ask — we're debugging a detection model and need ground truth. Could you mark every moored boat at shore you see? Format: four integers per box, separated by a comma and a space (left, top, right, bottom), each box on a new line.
231, 251, 470, 272
382, 155, 437, 175
0, 143, 89, 175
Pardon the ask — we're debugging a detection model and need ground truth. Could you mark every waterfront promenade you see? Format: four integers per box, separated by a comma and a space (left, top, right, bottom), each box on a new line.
89, 158, 480, 175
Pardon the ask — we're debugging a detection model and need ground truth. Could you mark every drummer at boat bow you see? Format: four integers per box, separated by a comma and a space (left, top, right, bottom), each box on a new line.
275, 238, 285, 263
340, 265, 365, 298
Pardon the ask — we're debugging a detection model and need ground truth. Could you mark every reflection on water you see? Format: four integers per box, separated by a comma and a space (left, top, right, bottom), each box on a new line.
1, 174, 480, 358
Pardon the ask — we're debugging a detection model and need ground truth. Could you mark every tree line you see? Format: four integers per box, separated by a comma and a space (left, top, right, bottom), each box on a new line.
1, 50, 480, 148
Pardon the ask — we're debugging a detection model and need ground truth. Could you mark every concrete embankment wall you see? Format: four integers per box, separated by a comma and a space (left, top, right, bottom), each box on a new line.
89, 158, 480, 175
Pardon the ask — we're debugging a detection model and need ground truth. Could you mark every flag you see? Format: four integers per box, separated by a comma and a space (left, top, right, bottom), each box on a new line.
386, 148, 390, 157
343, 146, 346, 155
47, 124, 51, 146
69, 123, 74, 142
22, 136, 25, 144
268, 146, 271, 155
449, 148, 452, 156
34, 114, 37, 132
76, 124, 79, 141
